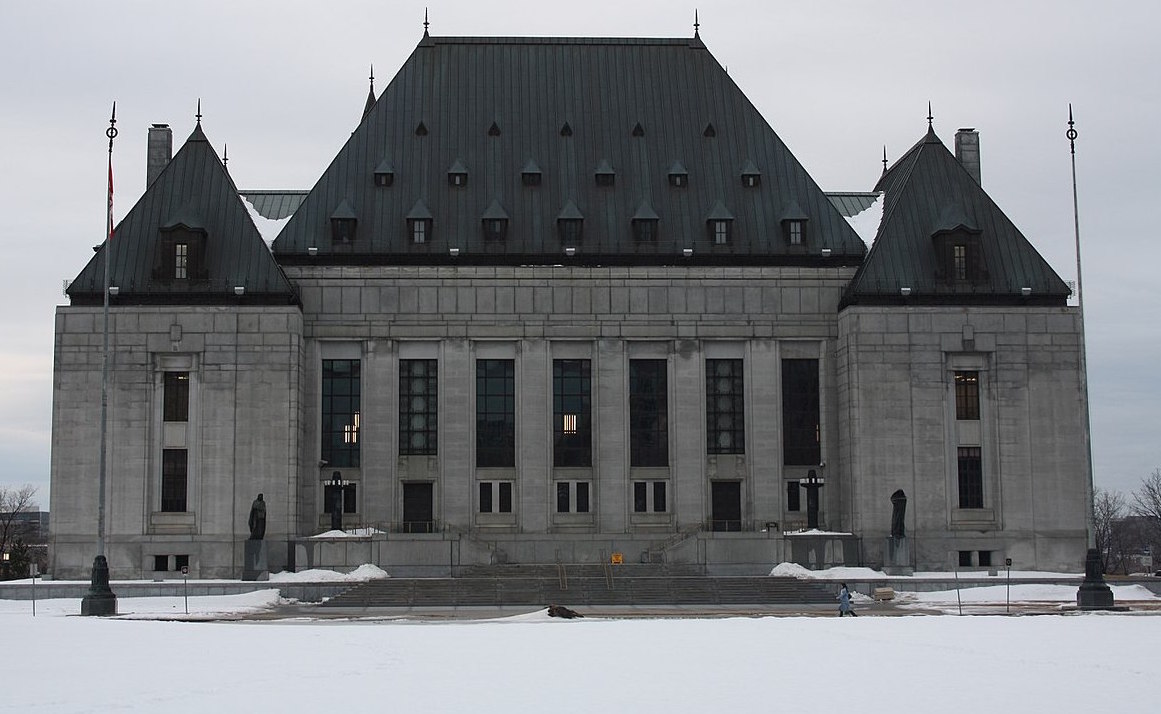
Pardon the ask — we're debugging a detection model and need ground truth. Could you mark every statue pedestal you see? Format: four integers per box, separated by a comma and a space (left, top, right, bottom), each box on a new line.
242, 540, 269, 581
883, 536, 913, 576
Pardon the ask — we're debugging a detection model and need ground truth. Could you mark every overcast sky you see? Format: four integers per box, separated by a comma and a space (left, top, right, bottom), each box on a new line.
2, 0, 1158, 506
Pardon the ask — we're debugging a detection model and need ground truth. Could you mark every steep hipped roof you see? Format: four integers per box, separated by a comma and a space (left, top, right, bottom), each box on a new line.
840, 126, 1070, 307
68, 124, 297, 305
272, 35, 866, 265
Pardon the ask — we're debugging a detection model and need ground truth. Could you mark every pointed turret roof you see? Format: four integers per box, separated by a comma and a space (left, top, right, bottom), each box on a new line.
67, 125, 297, 305
840, 127, 1070, 307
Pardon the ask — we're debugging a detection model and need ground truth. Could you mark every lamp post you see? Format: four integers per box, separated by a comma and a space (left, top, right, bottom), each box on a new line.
81, 104, 118, 616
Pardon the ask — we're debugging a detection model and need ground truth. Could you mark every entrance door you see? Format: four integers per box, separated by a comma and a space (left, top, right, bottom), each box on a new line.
711, 481, 742, 532
402, 482, 434, 533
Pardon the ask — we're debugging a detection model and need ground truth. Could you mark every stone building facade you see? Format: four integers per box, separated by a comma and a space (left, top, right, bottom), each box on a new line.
49, 31, 1089, 579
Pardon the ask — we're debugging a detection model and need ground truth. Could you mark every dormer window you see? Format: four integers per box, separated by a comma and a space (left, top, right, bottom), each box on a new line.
705, 201, 735, 246
595, 160, 615, 187
709, 220, 731, 245
668, 161, 689, 188
557, 200, 584, 244
373, 159, 395, 187
482, 199, 510, 242
785, 220, 804, 245
559, 218, 583, 244
447, 159, 468, 187
521, 159, 542, 187
155, 219, 207, 281
932, 205, 985, 286
409, 218, 431, 244
741, 160, 762, 188
406, 198, 433, 246
174, 243, 189, 279
632, 218, 658, 243
332, 217, 357, 244
483, 218, 508, 242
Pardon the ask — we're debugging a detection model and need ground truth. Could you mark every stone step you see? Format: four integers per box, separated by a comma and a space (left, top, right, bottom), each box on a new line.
322, 576, 836, 609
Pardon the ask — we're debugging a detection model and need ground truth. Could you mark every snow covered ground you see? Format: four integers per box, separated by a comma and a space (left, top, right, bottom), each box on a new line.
3, 582, 1158, 713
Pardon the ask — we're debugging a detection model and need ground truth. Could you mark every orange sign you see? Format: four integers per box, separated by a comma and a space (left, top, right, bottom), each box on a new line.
610, 553, 624, 565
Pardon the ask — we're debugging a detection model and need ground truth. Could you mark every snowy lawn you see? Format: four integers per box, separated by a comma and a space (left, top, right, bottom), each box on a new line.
3, 593, 1157, 713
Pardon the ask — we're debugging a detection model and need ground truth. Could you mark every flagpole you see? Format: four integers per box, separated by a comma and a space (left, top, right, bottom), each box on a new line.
82, 103, 119, 616
1069, 105, 1114, 609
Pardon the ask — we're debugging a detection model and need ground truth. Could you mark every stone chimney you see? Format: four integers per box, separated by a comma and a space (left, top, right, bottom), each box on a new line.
955, 128, 981, 185
147, 124, 172, 187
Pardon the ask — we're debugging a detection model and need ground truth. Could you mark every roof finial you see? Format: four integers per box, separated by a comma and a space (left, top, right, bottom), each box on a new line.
882, 145, 888, 174
107, 101, 118, 154
1067, 103, 1078, 156
423, 7, 429, 36
223, 143, 228, 169
694, 9, 700, 36
927, 101, 933, 128
196, 98, 203, 126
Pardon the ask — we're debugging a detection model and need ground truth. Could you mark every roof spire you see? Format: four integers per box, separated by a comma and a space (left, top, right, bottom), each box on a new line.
882, 145, 888, 175
223, 143, 228, 170
1067, 103, 1077, 155
927, 101, 933, 128
196, 98, 203, 126
694, 9, 700, 37
363, 63, 377, 121
423, 7, 429, 36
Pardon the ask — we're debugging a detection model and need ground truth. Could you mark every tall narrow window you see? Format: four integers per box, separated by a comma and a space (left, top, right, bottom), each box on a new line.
710, 220, 731, 245
958, 446, 983, 508
782, 359, 821, 465
629, 360, 668, 467
476, 359, 515, 467
786, 220, 804, 245
409, 218, 431, 244
953, 244, 968, 281
400, 359, 438, 456
174, 243, 189, 279
787, 481, 801, 512
553, 359, 591, 467
706, 359, 745, 454
161, 448, 188, 512
163, 372, 189, 422
322, 359, 360, 468
955, 371, 980, 420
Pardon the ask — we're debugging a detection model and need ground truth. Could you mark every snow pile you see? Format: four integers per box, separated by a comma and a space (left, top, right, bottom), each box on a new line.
782, 528, 854, 536
309, 527, 385, 538
240, 195, 291, 246
268, 563, 389, 583
769, 562, 813, 579
844, 193, 884, 246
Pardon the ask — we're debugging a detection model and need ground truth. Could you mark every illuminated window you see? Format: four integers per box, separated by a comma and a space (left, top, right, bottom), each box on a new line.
553, 359, 591, 467
955, 371, 980, 420
322, 359, 360, 468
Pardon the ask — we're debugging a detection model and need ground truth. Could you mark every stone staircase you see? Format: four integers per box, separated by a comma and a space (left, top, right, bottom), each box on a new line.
321, 563, 836, 609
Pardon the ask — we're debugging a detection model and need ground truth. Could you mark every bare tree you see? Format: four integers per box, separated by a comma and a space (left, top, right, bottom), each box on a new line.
1131, 468, 1161, 552
0, 484, 39, 560
1094, 488, 1129, 574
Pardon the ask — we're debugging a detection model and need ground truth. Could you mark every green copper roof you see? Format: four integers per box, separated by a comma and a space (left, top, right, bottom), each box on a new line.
68, 125, 297, 305
272, 35, 866, 265
840, 126, 1070, 307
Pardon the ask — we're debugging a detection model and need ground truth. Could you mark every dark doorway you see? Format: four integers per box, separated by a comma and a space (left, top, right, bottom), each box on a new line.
402, 482, 434, 533
710, 481, 742, 532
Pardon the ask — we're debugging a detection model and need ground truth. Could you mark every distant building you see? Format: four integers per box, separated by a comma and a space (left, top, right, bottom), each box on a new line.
3, 511, 49, 542
50, 30, 1089, 579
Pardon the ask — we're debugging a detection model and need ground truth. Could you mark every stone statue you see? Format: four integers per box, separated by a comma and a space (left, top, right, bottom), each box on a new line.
248, 493, 266, 540
890, 489, 907, 538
